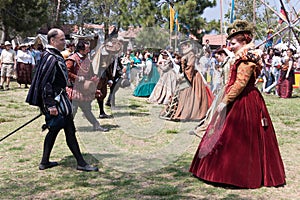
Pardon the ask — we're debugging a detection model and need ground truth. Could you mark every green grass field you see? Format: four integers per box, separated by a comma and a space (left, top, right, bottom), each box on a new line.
0, 81, 299, 200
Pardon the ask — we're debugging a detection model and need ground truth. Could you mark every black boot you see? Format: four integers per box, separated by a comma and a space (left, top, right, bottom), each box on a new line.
105, 101, 111, 107
105, 94, 112, 107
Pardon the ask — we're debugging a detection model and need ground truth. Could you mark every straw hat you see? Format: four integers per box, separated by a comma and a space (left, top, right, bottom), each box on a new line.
4, 41, 11, 46
226, 19, 254, 40
19, 43, 28, 48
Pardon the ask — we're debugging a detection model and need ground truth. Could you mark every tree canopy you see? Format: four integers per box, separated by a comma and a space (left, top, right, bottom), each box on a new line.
1, 0, 296, 46
0, 0, 218, 42
224, 0, 291, 42
0, 0, 48, 42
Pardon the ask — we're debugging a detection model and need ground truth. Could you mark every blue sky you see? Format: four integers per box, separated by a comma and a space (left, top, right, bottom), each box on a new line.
203, 0, 300, 22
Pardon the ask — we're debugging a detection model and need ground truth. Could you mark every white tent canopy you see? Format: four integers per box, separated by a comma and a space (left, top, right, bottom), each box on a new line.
30, 34, 47, 48
23, 34, 47, 48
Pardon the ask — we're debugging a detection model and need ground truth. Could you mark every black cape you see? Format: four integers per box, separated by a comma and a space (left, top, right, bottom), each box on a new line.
26, 48, 65, 109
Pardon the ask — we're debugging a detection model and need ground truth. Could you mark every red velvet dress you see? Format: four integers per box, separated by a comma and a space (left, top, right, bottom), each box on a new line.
277, 60, 295, 98
189, 55, 286, 189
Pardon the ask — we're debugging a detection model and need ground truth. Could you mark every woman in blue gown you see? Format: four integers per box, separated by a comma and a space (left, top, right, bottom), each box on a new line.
133, 52, 160, 97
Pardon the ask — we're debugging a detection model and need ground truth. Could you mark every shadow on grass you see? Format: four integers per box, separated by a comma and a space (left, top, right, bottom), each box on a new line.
0, 151, 249, 200
128, 104, 142, 109
111, 104, 143, 110
76, 124, 120, 132
55, 153, 248, 199
112, 111, 150, 117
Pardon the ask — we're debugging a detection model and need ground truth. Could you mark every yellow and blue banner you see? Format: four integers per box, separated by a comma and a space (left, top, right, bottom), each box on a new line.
175, 11, 180, 32
230, 0, 235, 23
170, 5, 175, 32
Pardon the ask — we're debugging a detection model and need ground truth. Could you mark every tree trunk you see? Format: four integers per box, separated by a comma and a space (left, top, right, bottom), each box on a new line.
0, 23, 8, 43
0, 30, 5, 44
104, 22, 109, 40
104, 1, 110, 40
55, 0, 61, 24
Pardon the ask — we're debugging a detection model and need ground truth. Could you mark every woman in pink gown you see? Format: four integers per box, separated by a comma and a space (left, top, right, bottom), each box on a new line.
189, 20, 285, 189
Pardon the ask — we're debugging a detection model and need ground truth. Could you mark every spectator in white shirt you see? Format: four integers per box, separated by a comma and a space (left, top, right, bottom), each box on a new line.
16, 43, 35, 88
0, 41, 17, 90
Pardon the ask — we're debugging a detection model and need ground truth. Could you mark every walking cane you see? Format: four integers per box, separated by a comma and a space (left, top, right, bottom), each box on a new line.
0, 113, 42, 143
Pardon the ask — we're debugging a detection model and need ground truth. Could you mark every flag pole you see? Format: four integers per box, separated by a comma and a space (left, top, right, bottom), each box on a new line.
175, 31, 177, 51
220, 0, 223, 46
169, 4, 174, 49
175, 10, 178, 51
260, 0, 288, 24
170, 17, 172, 48
253, 0, 256, 40
170, 27, 172, 49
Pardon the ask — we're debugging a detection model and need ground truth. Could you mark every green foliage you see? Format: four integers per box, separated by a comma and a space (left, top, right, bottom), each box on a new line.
0, 0, 220, 42
135, 27, 169, 49
0, 0, 48, 39
134, 0, 163, 27
59, 0, 217, 40
0, 1, 12, 13
117, 0, 133, 27
138, 0, 218, 40
170, 0, 217, 38
224, 0, 280, 41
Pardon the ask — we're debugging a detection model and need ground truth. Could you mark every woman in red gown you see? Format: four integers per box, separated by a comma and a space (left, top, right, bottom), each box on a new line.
189, 20, 285, 189
277, 48, 295, 98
